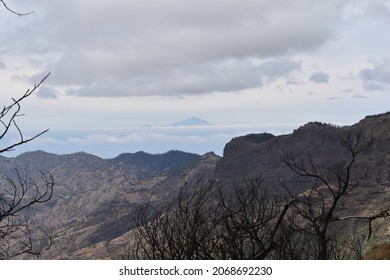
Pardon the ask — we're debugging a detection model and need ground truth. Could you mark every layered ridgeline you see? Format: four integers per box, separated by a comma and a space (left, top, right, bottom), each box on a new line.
1, 112, 389, 259
0, 150, 220, 259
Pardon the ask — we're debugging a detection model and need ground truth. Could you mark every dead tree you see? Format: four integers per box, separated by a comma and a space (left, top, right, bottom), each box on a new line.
215, 176, 294, 260
132, 176, 294, 260
0, 1, 55, 259
133, 178, 220, 259
281, 127, 389, 259
0, 170, 54, 259
0, 76, 55, 259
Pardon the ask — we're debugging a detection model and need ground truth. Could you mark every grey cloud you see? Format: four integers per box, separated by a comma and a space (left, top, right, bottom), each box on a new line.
352, 94, 367, 99
286, 78, 303, 85
0, 60, 5, 69
258, 58, 301, 79
341, 88, 354, 94
341, 89, 367, 98
68, 59, 263, 97
4, 0, 350, 97
341, 88, 367, 99
310, 71, 330, 83
39, 0, 345, 56
362, 82, 385, 91
37, 86, 58, 99
359, 59, 390, 91
366, 1, 390, 20
346, 0, 390, 21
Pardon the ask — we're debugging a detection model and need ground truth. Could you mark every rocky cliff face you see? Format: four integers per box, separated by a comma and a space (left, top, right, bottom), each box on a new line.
216, 113, 390, 193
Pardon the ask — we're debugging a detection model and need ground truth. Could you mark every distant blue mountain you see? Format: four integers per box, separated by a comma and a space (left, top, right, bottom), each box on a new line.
171, 117, 212, 127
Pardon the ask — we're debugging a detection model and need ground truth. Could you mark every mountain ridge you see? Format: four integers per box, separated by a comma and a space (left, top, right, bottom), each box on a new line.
2, 111, 389, 259
217, 112, 390, 183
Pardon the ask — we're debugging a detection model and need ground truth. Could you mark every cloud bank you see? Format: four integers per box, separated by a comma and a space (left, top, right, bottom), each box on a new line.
310, 71, 330, 83
4, 0, 351, 98
360, 59, 390, 91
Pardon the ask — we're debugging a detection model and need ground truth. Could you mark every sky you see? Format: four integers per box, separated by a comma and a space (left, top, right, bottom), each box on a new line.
0, 0, 389, 158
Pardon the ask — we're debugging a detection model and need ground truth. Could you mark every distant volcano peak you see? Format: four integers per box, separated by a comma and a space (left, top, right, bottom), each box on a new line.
171, 117, 212, 127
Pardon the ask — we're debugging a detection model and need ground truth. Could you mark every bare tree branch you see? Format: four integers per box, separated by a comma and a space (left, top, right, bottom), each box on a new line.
0, 171, 55, 259
280, 127, 388, 259
333, 210, 390, 240
0, 0, 34, 16
0, 73, 51, 153
0, 2, 53, 260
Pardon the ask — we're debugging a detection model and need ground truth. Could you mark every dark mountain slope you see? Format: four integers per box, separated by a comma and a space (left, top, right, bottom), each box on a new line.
216, 113, 390, 195
110, 150, 200, 179
0, 150, 217, 259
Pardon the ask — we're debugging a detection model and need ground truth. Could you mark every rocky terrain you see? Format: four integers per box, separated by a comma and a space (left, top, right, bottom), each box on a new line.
0, 150, 219, 259
1, 112, 390, 259
217, 113, 390, 194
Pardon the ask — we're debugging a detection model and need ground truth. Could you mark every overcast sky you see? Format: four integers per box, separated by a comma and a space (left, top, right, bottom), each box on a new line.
1, 0, 389, 157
